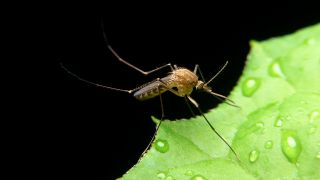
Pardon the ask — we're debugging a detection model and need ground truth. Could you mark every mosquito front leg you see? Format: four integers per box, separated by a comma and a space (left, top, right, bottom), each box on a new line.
101, 24, 173, 75
186, 95, 241, 161
184, 96, 196, 117
193, 64, 206, 82
108, 45, 173, 75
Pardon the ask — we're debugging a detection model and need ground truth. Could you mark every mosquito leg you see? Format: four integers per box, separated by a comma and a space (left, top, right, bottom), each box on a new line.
138, 78, 183, 161
61, 63, 135, 93
206, 90, 241, 108
186, 95, 241, 162
184, 96, 196, 117
193, 64, 206, 82
108, 46, 173, 75
139, 86, 165, 161
101, 23, 174, 75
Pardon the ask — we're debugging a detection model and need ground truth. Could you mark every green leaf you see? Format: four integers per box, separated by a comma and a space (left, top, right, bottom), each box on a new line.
121, 24, 320, 180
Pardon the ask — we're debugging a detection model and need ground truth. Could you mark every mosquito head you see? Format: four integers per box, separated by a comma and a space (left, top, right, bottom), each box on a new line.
196, 80, 240, 108
196, 80, 211, 91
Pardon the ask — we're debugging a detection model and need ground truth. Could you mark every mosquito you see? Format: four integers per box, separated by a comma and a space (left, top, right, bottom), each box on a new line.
61, 32, 240, 161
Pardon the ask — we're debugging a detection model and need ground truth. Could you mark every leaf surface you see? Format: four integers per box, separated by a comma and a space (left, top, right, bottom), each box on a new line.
122, 24, 320, 180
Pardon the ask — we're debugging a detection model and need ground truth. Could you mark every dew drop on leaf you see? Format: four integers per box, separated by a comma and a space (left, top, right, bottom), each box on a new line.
284, 115, 292, 121
241, 77, 261, 97
256, 122, 264, 128
281, 130, 302, 163
268, 60, 286, 78
309, 110, 320, 124
185, 170, 193, 176
165, 175, 174, 180
157, 172, 166, 179
249, 150, 260, 163
304, 38, 317, 45
191, 175, 207, 180
154, 139, 169, 153
264, 140, 274, 149
308, 127, 316, 134
274, 117, 283, 127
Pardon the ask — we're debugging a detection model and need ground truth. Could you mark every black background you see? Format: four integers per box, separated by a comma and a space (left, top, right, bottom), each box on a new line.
42, 2, 320, 179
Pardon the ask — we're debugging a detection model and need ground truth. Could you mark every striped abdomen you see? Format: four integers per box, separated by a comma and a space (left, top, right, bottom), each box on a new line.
133, 76, 171, 101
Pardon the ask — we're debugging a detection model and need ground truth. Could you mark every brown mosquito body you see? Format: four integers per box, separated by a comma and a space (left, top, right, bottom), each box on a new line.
61, 33, 240, 161
134, 68, 198, 100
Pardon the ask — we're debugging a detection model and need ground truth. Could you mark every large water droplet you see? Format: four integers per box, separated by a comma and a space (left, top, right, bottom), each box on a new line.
155, 139, 169, 153
281, 130, 302, 163
274, 117, 283, 127
242, 78, 261, 97
264, 140, 273, 149
157, 172, 166, 179
249, 150, 260, 162
256, 122, 264, 128
268, 60, 285, 78
185, 170, 194, 176
309, 110, 320, 124
191, 175, 207, 180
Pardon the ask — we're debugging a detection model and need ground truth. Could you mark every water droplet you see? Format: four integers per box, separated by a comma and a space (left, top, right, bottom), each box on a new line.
191, 175, 207, 180
305, 38, 317, 45
157, 172, 166, 179
274, 117, 283, 127
242, 78, 261, 97
285, 115, 292, 121
268, 60, 285, 78
165, 176, 174, 180
264, 140, 273, 149
185, 170, 193, 176
155, 139, 169, 153
308, 127, 316, 134
300, 100, 307, 105
309, 110, 320, 124
281, 130, 302, 163
256, 122, 264, 128
249, 150, 260, 162
316, 152, 320, 159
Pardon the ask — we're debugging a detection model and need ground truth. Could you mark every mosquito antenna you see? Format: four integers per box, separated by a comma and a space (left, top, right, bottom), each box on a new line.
187, 96, 241, 161
205, 61, 228, 85
60, 63, 132, 93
